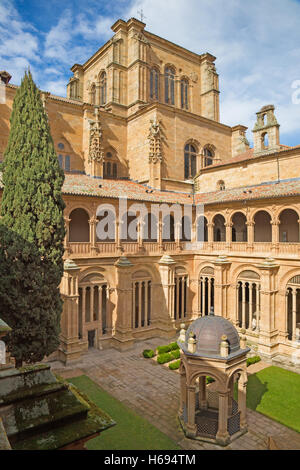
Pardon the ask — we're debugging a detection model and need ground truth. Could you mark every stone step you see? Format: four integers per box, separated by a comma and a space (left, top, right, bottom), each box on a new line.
3, 388, 89, 444
0, 381, 65, 406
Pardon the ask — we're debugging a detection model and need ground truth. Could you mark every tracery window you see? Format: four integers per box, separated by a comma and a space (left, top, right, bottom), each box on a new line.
150, 68, 159, 100
180, 78, 188, 110
174, 268, 188, 320
184, 143, 197, 179
103, 151, 118, 179
165, 66, 175, 105
286, 275, 300, 341
237, 271, 260, 331
203, 147, 214, 167
199, 267, 215, 316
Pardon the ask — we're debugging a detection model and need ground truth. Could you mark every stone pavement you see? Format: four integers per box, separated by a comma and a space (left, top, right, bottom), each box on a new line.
51, 337, 300, 451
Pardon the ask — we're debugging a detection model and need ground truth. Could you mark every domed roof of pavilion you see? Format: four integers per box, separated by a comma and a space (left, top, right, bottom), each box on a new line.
178, 310, 246, 359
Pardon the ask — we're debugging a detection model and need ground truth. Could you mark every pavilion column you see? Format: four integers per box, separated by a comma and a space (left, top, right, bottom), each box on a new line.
186, 385, 197, 437
199, 376, 207, 409
179, 372, 187, 416
238, 374, 248, 430
216, 391, 230, 445
292, 287, 297, 341
228, 376, 234, 415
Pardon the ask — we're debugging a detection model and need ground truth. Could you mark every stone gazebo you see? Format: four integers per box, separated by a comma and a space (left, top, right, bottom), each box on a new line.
177, 310, 250, 446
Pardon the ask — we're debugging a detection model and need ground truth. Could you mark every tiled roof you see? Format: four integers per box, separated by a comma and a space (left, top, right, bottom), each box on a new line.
62, 173, 193, 204
195, 178, 300, 205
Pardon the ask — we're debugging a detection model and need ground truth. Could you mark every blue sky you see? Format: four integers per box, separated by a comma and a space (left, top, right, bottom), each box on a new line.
1, 0, 299, 146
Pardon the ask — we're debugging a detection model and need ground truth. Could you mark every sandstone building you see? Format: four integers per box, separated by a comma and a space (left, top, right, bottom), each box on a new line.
0, 18, 300, 368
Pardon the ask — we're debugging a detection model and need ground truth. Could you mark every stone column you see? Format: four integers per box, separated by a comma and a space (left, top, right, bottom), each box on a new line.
59, 259, 82, 363
186, 385, 197, 437
207, 222, 214, 247
175, 221, 181, 251
241, 282, 246, 329
213, 255, 231, 318
113, 256, 135, 350
246, 221, 254, 251
271, 219, 280, 254
158, 218, 163, 251
89, 216, 98, 256
216, 391, 230, 445
157, 255, 177, 335
249, 282, 253, 330
238, 374, 248, 430
179, 372, 187, 416
292, 287, 297, 341
64, 216, 71, 257
225, 222, 232, 249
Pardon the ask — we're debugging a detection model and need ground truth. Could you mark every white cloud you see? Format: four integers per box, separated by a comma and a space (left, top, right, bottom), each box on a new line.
126, 0, 300, 145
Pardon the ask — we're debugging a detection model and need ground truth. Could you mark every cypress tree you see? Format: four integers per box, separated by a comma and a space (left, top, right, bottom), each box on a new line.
0, 70, 65, 367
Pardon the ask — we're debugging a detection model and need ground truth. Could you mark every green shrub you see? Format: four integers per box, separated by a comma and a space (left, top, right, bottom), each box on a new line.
157, 352, 173, 364
171, 349, 180, 360
143, 349, 155, 358
169, 360, 181, 370
206, 376, 215, 384
157, 345, 171, 354
169, 342, 180, 351
246, 355, 261, 367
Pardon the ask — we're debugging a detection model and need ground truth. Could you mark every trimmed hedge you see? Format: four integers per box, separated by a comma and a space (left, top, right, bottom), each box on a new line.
157, 349, 181, 364
246, 355, 261, 367
143, 349, 155, 359
169, 360, 181, 370
156, 342, 179, 355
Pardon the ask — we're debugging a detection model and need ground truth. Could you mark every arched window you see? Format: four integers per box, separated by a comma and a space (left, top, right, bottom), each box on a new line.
199, 266, 215, 316
57, 142, 72, 171
165, 66, 175, 105
132, 271, 152, 329
103, 151, 118, 179
180, 78, 188, 109
237, 271, 260, 331
150, 68, 159, 100
217, 180, 225, 191
184, 143, 197, 179
286, 275, 300, 340
79, 273, 108, 342
262, 132, 269, 149
203, 147, 214, 167
69, 208, 90, 242
99, 72, 107, 105
174, 267, 188, 320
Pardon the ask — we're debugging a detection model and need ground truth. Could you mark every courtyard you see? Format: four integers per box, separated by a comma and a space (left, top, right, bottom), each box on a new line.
52, 337, 300, 451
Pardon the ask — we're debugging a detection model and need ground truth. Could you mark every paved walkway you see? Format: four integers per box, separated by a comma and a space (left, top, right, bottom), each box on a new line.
51, 338, 300, 451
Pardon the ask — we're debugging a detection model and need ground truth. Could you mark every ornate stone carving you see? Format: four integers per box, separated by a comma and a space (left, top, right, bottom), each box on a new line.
88, 107, 104, 164
148, 118, 162, 163
190, 72, 198, 83
132, 32, 150, 45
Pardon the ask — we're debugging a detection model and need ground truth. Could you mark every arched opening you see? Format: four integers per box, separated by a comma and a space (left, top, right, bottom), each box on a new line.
132, 271, 152, 329
197, 216, 208, 242
237, 270, 260, 330
217, 180, 225, 191
143, 213, 158, 242
279, 209, 299, 242
103, 150, 118, 179
184, 143, 197, 179
199, 266, 214, 316
79, 273, 108, 344
286, 275, 300, 341
180, 216, 191, 242
262, 132, 269, 149
213, 214, 226, 242
162, 214, 175, 242
121, 212, 138, 242
254, 211, 272, 242
174, 267, 188, 320
165, 66, 175, 105
96, 209, 115, 242
232, 212, 247, 242
69, 208, 90, 242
